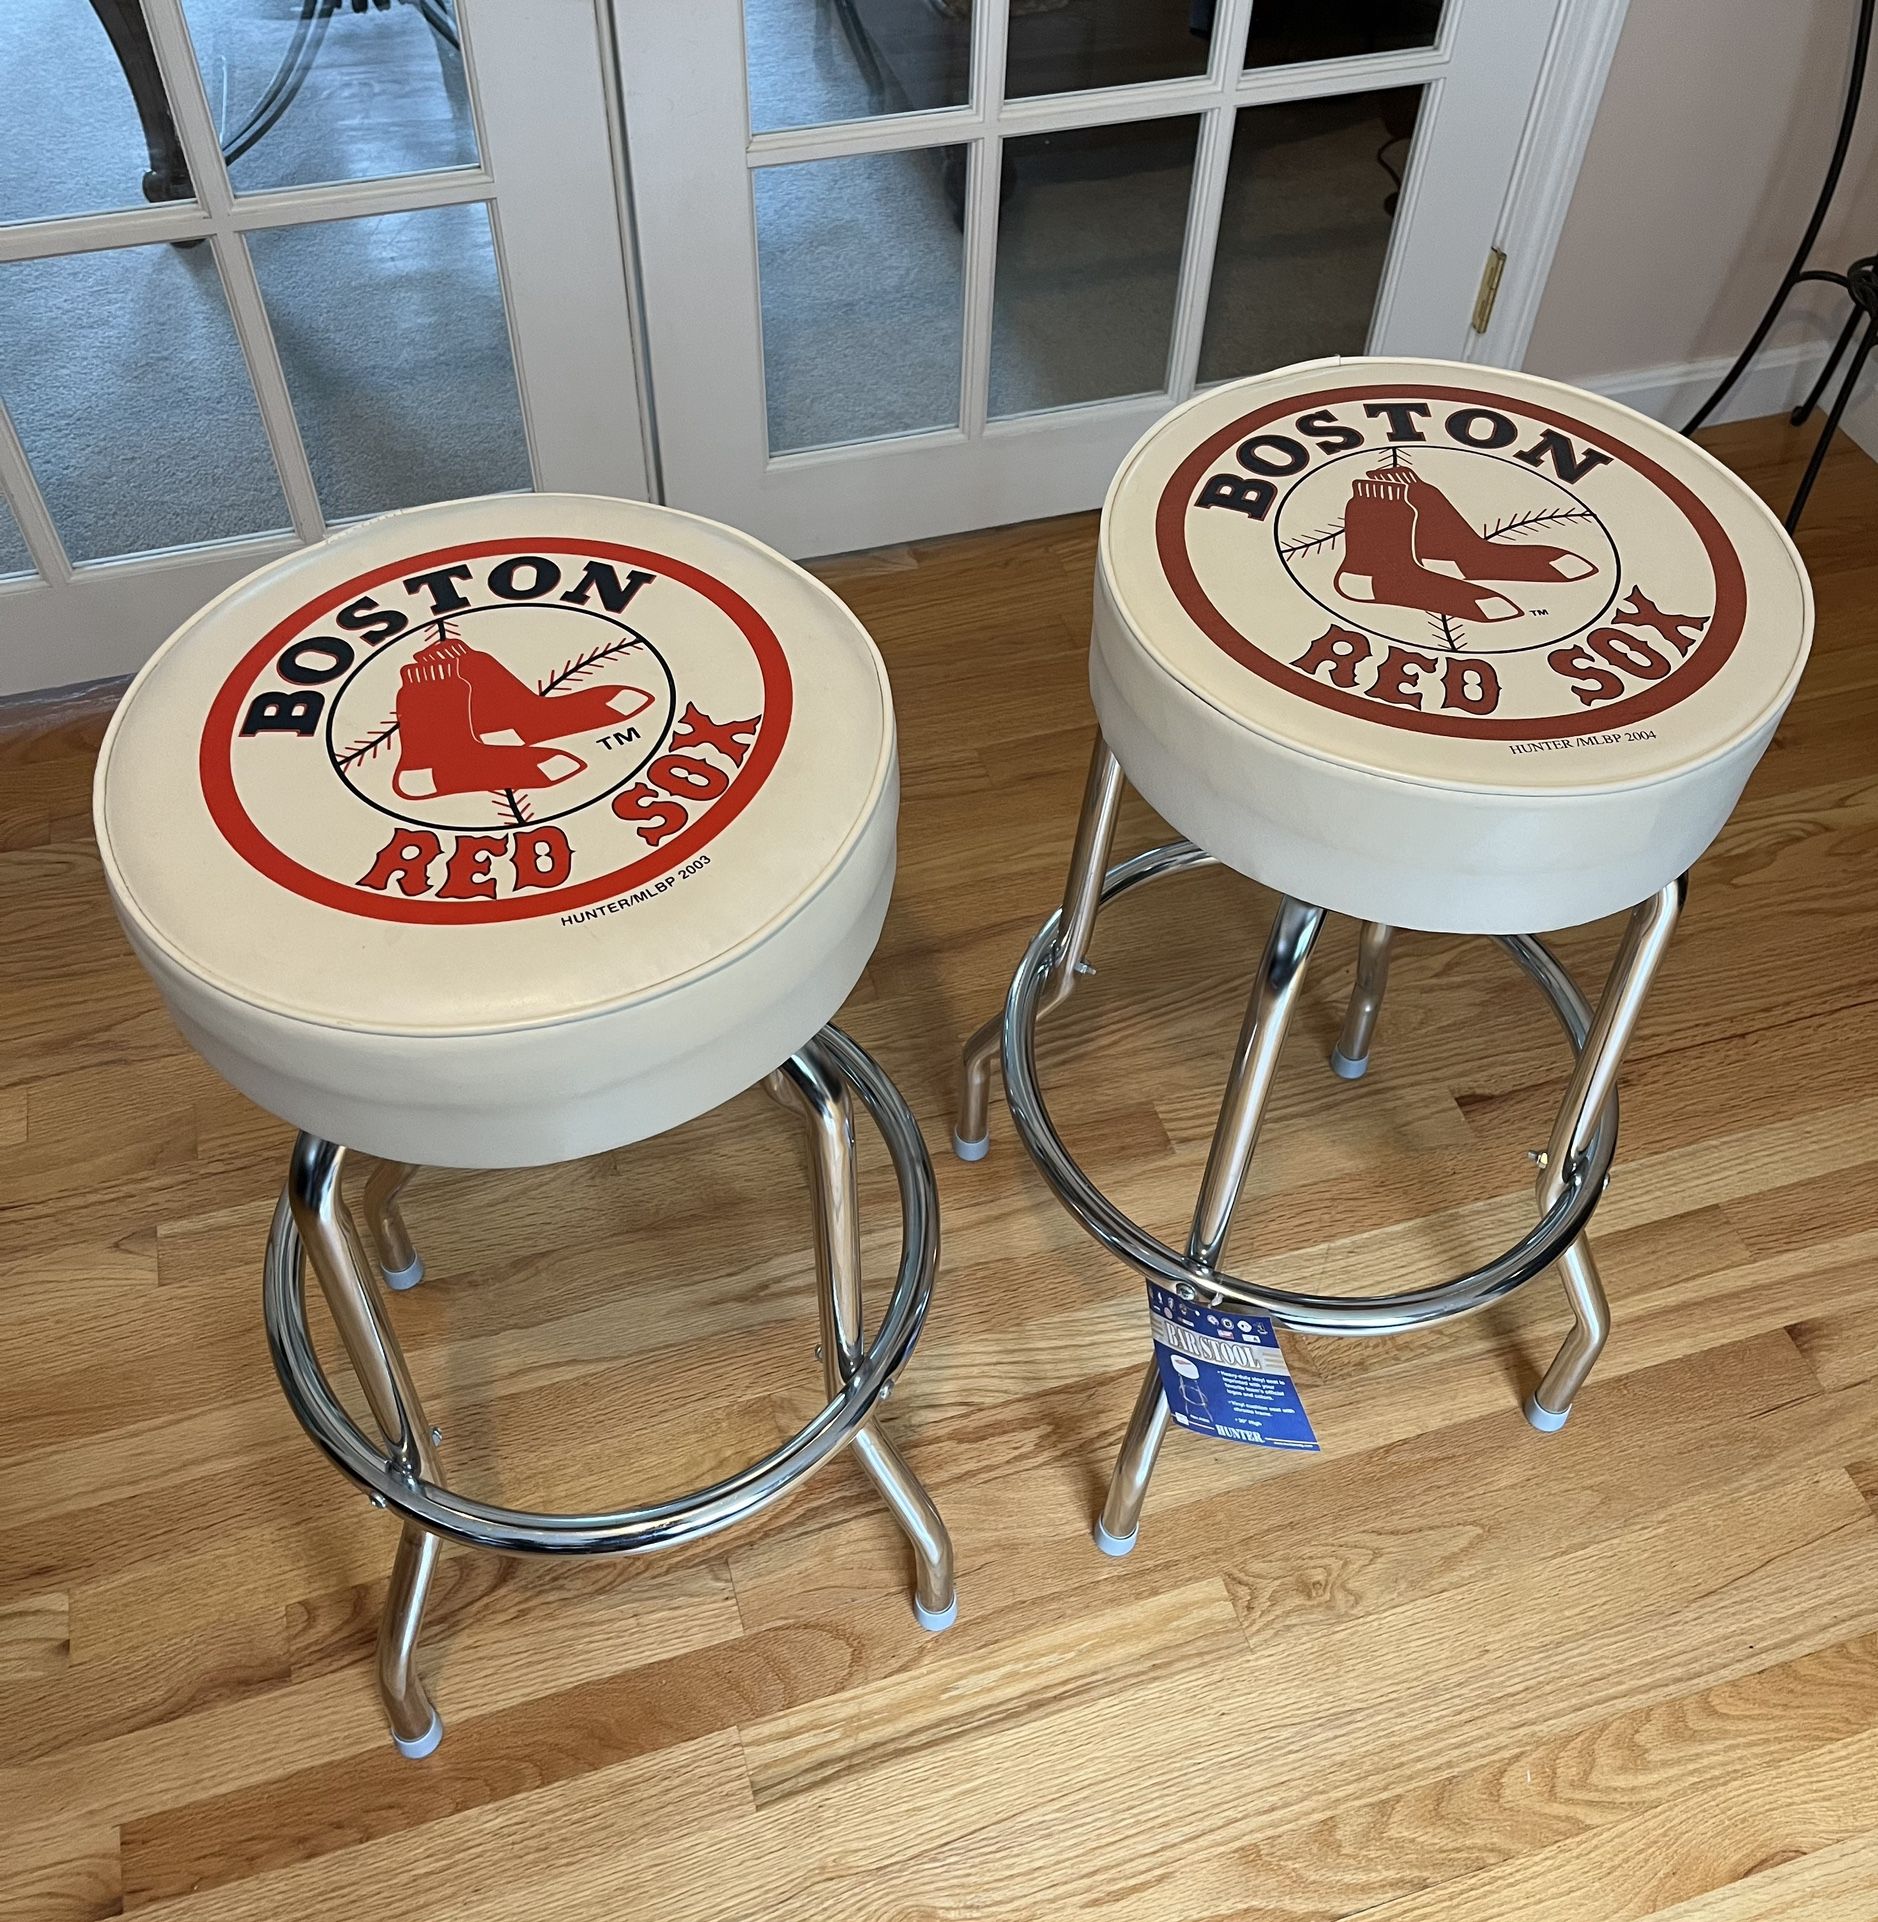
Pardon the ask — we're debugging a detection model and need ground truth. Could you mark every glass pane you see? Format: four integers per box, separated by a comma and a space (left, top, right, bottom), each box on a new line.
249, 202, 530, 522
1, 0, 193, 225
0, 494, 31, 580
990, 117, 1198, 419
747, 0, 970, 133
1246, 0, 1442, 70
1007, 0, 1209, 100
179, 0, 475, 193
1198, 88, 1421, 385
0, 243, 287, 563
754, 149, 965, 455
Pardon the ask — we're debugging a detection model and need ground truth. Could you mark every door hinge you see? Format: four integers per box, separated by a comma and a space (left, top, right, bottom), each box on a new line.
1471, 246, 1507, 335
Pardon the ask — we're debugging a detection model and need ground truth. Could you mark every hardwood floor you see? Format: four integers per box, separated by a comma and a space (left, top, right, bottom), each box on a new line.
4, 415, 1877, 1921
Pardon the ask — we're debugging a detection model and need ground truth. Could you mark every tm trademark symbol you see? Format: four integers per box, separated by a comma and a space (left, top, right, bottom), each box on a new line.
1528, 607, 1549, 617
597, 728, 641, 750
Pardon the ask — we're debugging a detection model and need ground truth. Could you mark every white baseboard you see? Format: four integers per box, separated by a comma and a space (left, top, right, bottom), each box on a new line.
1573, 341, 1878, 464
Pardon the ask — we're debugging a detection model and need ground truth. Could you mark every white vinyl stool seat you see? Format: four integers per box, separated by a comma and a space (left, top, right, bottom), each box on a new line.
94, 493, 957, 1759
96, 494, 898, 1168
957, 356, 1812, 1551
1093, 356, 1809, 935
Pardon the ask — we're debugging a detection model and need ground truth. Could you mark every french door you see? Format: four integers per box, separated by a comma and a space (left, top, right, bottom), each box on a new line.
620, 0, 1582, 558
0, 0, 648, 697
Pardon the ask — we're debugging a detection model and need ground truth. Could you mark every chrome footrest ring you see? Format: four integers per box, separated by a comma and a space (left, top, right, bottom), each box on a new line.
998, 844, 1620, 1337
263, 1023, 940, 1555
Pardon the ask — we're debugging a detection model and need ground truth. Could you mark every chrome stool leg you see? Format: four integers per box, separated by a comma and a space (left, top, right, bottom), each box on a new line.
288, 1134, 445, 1757
1096, 896, 1327, 1553
1524, 877, 1683, 1431
1095, 1363, 1172, 1557
363, 1159, 424, 1291
954, 732, 1124, 1160
1330, 921, 1395, 1081
270, 1027, 945, 1760
769, 1043, 958, 1628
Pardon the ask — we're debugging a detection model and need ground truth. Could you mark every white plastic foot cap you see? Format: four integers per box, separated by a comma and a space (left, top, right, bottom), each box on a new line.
1329, 1048, 1369, 1081
392, 1708, 444, 1758
951, 1129, 990, 1163
1094, 1521, 1138, 1558
914, 1594, 959, 1632
382, 1258, 425, 1292
1524, 1392, 1571, 1433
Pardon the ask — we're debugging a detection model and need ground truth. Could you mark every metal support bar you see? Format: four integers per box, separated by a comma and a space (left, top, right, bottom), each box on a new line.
269, 1028, 950, 1753
993, 843, 1622, 1332
1524, 874, 1685, 1429
974, 840, 1680, 1553
1187, 897, 1326, 1273
1683, 0, 1873, 439
769, 1042, 957, 1628
1098, 894, 1325, 1551
1331, 921, 1395, 1080
265, 1028, 941, 1554
955, 730, 1124, 1159
1783, 296, 1877, 532
362, 1160, 423, 1290
286, 1134, 443, 1756
1095, 1362, 1172, 1557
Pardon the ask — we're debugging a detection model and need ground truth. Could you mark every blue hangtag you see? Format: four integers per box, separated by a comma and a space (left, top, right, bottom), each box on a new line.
1147, 1283, 1319, 1451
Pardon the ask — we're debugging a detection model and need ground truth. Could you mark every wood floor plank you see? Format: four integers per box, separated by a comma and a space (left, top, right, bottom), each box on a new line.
0, 1614, 291, 1769
0, 1826, 119, 1922
725, 1329, 1832, 1650
124, 1732, 752, 1921
1641, 1829, 1878, 1921
1788, 1306, 1878, 1394
1083, 1634, 1878, 1922
120, 1611, 881, 1905
0, 1591, 68, 1678
1359, 1716, 1878, 1922
740, 1576, 1239, 1806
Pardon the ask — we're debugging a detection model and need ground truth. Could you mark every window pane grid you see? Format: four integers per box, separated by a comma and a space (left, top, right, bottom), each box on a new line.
753, 148, 968, 455
0, 0, 543, 562
743, 0, 1444, 463
176, 0, 479, 197
248, 202, 531, 521
0, 239, 290, 564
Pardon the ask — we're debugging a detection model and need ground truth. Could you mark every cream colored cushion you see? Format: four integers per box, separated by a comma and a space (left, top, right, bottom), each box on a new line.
96, 494, 896, 1166
1095, 357, 1811, 932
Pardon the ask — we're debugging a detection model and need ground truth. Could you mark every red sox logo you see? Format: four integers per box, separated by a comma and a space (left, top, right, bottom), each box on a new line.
200, 539, 792, 922
1161, 385, 1745, 740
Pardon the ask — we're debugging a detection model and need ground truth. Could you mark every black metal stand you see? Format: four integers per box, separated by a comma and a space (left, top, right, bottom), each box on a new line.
1684, 0, 1875, 531
90, 0, 459, 214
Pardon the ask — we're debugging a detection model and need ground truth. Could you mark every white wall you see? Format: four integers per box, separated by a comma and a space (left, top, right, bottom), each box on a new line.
1525, 0, 1877, 434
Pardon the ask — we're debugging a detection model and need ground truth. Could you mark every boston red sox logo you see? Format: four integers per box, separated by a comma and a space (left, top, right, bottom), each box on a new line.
1160, 385, 1744, 740
366, 621, 655, 807
1306, 444, 1607, 635
200, 538, 792, 923
331, 608, 670, 834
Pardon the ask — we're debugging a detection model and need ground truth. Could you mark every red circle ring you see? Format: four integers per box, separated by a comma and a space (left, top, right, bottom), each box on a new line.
1154, 383, 1748, 741
200, 537, 794, 924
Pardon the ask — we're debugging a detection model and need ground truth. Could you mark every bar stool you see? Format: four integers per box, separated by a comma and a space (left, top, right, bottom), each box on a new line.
94, 492, 957, 1757
955, 356, 1811, 1553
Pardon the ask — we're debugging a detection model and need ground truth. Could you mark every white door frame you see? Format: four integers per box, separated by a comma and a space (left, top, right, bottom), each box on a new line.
0, 0, 652, 698
1465, 0, 1632, 371
616, 0, 1632, 559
